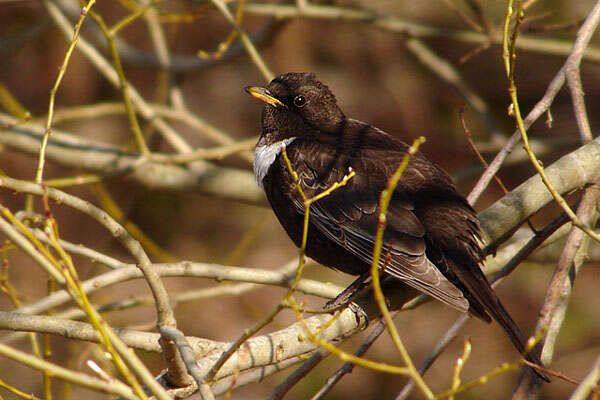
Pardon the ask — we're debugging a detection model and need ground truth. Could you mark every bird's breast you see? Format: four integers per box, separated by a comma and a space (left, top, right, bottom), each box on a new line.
253, 137, 297, 188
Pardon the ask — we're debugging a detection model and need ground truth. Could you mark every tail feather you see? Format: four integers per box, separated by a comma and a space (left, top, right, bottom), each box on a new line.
480, 290, 549, 382
453, 262, 550, 382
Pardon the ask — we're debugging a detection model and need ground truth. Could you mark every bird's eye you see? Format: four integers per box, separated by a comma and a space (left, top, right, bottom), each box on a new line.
293, 95, 307, 108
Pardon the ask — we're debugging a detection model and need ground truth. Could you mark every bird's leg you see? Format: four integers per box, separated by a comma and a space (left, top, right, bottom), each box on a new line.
323, 271, 372, 311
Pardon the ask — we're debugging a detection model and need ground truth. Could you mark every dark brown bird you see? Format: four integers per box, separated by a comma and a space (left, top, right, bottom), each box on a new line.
246, 72, 548, 380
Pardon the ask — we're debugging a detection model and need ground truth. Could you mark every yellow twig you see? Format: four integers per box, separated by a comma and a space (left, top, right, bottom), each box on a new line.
90, 183, 179, 262
436, 360, 522, 399
36, 0, 96, 184
110, 0, 163, 35
503, 1, 600, 244
280, 146, 355, 291
45, 174, 105, 188
280, 143, 422, 380
449, 340, 471, 400
369, 136, 434, 399
38, 193, 152, 400
0, 82, 31, 121
436, 328, 546, 399
209, 0, 274, 81
43, 277, 56, 400
86, 9, 151, 157
198, 0, 246, 60
0, 377, 43, 400
287, 296, 410, 375
0, 249, 43, 362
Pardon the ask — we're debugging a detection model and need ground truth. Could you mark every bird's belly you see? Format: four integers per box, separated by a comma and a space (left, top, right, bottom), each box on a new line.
304, 231, 370, 275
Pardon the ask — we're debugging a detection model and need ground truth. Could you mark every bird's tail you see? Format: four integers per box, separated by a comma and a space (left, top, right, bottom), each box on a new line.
453, 262, 551, 382
481, 290, 550, 382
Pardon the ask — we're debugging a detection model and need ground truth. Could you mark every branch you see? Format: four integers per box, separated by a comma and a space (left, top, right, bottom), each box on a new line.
211, 357, 304, 396
0, 311, 170, 353
512, 180, 600, 397
0, 342, 137, 400
1, 278, 417, 387
395, 207, 571, 399
565, 1, 600, 143
181, 278, 419, 384
0, 262, 340, 325
312, 319, 390, 400
0, 177, 177, 330
41, 0, 190, 154
479, 135, 600, 247
0, 113, 265, 205
4, 113, 600, 246
567, 356, 600, 400
242, 2, 600, 63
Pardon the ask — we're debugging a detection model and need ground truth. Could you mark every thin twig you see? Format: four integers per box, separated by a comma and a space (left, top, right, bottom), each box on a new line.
312, 318, 391, 400
395, 314, 469, 400
368, 137, 433, 399
404, 38, 503, 138
465, 0, 492, 35
85, 7, 151, 157
36, 0, 96, 184
0, 177, 177, 398
270, 348, 329, 400
460, 107, 508, 195
42, 0, 195, 153
148, 137, 257, 163
395, 209, 569, 400
449, 340, 471, 400
242, 2, 600, 63
564, 1, 600, 143
0, 342, 137, 400
512, 180, 600, 397
211, 357, 305, 396
459, 108, 539, 233
568, 356, 600, 400
503, 0, 600, 244
210, 0, 274, 81
439, 0, 483, 32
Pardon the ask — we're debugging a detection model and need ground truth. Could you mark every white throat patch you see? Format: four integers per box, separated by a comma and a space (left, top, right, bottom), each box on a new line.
254, 137, 296, 188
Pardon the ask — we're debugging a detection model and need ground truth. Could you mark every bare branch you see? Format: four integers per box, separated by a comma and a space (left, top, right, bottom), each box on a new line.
512, 180, 600, 397
0, 114, 264, 204
243, 3, 600, 63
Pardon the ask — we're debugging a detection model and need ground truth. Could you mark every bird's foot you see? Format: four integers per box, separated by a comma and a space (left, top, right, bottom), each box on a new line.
323, 271, 371, 311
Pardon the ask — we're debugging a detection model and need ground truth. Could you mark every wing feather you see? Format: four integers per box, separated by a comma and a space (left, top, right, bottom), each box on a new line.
292, 182, 469, 313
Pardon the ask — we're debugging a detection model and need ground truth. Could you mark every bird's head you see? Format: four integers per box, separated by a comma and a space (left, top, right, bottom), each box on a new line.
246, 72, 345, 141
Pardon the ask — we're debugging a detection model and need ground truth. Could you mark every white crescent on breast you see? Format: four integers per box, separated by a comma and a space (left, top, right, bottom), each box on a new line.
253, 137, 297, 188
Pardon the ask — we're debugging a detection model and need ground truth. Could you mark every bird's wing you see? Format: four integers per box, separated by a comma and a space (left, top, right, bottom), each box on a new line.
292, 168, 469, 313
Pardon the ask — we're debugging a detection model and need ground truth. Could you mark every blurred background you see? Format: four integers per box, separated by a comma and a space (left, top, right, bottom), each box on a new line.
1, 0, 599, 398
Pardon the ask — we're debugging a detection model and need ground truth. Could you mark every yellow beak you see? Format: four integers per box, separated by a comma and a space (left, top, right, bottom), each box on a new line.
245, 86, 286, 109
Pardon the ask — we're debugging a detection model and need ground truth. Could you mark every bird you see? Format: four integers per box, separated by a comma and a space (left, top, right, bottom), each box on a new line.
245, 72, 548, 381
